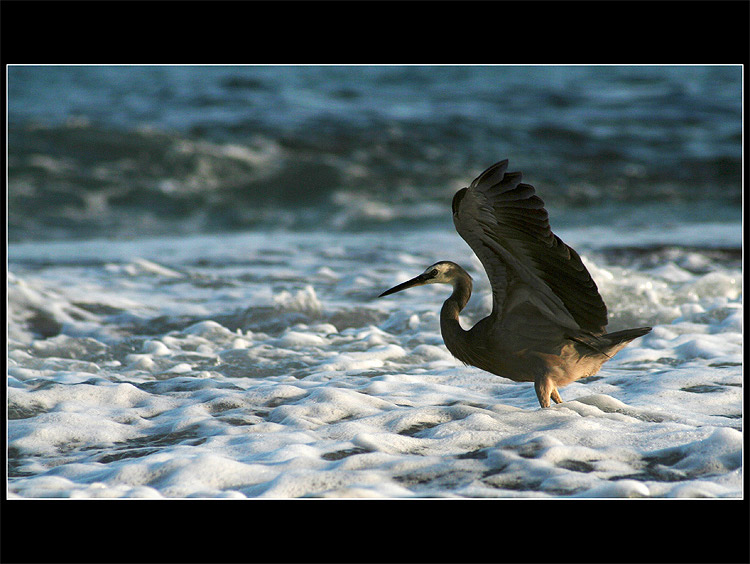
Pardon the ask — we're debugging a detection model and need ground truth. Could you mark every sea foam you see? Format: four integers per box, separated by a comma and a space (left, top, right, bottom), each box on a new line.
7, 228, 743, 498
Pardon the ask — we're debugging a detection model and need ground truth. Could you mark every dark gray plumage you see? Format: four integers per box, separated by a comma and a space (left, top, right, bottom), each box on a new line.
379, 160, 652, 408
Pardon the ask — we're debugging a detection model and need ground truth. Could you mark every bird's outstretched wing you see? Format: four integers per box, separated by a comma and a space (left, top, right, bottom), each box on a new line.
452, 160, 607, 334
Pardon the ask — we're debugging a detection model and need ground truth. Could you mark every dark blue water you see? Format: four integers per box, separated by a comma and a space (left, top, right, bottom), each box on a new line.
8, 65, 742, 242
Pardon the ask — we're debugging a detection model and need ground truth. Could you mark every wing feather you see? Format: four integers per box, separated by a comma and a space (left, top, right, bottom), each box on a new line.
452, 160, 608, 334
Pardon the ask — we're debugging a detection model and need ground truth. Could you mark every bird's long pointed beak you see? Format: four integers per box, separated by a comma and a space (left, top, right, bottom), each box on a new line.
378, 274, 429, 298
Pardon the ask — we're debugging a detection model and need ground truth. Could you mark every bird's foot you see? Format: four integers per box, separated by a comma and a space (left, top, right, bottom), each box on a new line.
535, 376, 562, 408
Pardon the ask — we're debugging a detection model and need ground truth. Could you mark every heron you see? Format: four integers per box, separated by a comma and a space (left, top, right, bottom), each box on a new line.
378, 159, 652, 408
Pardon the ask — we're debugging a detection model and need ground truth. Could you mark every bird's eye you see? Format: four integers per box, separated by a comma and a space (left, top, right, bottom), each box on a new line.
429, 269, 438, 277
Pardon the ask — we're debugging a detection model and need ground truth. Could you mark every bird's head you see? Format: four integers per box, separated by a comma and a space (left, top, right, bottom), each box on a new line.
378, 261, 469, 297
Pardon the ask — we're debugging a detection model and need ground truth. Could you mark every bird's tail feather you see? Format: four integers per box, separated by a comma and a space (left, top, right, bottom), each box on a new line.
604, 326, 653, 344
599, 326, 652, 357
569, 326, 652, 358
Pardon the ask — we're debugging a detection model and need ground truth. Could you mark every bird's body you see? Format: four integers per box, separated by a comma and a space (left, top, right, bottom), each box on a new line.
379, 160, 651, 408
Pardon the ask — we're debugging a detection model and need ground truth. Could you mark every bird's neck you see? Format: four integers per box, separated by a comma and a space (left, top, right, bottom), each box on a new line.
440, 271, 472, 324
440, 272, 473, 362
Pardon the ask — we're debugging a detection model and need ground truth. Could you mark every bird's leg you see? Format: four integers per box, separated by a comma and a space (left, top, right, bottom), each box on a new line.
551, 388, 563, 404
534, 375, 557, 408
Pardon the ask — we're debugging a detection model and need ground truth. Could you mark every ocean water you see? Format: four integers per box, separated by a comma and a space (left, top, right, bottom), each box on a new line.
8, 65, 742, 241
6, 65, 743, 499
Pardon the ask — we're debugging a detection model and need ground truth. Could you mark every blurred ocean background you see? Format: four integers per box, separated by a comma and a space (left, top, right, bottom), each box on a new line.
8, 65, 742, 242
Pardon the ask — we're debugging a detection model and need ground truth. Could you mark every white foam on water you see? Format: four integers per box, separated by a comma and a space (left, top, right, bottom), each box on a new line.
6, 226, 743, 498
